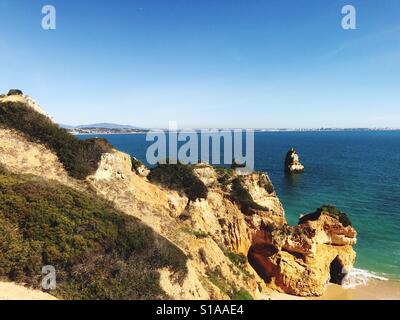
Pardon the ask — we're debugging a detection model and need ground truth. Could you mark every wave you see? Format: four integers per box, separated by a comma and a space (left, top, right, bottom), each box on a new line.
342, 268, 388, 288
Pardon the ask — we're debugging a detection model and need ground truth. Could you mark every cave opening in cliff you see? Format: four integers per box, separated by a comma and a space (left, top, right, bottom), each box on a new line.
329, 256, 345, 284
247, 244, 278, 284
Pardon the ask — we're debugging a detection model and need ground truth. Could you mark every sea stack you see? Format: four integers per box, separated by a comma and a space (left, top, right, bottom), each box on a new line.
285, 148, 304, 173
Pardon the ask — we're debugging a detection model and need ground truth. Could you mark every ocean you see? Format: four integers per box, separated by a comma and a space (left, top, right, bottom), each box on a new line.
78, 131, 400, 281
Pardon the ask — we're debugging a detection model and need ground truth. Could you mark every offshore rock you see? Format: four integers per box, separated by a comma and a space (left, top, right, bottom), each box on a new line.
284, 148, 304, 173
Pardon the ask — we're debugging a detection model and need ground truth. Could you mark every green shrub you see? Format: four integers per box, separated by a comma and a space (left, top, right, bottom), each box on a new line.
230, 178, 268, 213
206, 267, 252, 300
190, 230, 209, 239
131, 157, 144, 172
226, 251, 246, 267
0, 101, 112, 179
225, 250, 252, 279
215, 166, 235, 189
7, 89, 23, 96
299, 205, 352, 227
232, 288, 253, 300
0, 166, 188, 299
206, 266, 232, 296
257, 172, 275, 194
148, 163, 208, 201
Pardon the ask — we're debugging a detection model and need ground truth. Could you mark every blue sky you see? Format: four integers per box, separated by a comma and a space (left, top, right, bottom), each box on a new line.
0, 0, 399, 128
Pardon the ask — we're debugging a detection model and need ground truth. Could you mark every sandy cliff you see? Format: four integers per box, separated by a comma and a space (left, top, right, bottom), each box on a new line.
0, 93, 357, 299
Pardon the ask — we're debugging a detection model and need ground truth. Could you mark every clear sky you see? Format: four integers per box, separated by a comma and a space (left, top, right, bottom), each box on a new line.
0, 0, 399, 128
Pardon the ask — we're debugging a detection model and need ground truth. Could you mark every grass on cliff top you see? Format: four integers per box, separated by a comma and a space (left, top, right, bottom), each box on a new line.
299, 205, 352, 227
0, 166, 187, 299
0, 101, 111, 179
148, 162, 208, 201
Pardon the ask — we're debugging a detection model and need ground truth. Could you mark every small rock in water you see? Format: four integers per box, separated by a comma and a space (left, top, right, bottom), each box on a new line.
284, 148, 304, 173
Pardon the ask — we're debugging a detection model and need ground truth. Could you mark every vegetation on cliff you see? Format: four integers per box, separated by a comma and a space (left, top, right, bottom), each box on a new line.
206, 266, 253, 300
0, 101, 111, 179
224, 250, 252, 279
148, 163, 208, 201
0, 166, 187, 299
131, 157, 145, 172
0, 94, 356, 299
7, 89, 24, 96
230, 177, 268, 213
215, 166, 236, 189
299, 205, 352, 227
215, 167, 274, 213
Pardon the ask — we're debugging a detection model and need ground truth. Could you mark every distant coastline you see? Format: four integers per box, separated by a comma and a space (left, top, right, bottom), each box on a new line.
60, 123, 148, 135
67, 126, 400, 135
254, 128, 400, 132
69, 129, 148, 135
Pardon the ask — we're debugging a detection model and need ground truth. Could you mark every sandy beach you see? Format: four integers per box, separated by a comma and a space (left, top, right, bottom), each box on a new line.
0, 282, 57, 300
268, 279, 400, 300
1, 279, 399, 300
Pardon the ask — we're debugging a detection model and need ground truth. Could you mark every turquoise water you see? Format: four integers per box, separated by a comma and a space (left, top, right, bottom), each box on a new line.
79, 131, 400, 279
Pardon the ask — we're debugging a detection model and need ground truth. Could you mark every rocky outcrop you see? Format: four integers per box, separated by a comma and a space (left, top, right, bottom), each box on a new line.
249, 206, 357, 296
87, 156, 281, 299
284, 148, 304, 173
0, 93, 357, 299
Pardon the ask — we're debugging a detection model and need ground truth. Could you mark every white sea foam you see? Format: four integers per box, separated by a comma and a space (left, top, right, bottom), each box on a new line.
342, 268, 388, 288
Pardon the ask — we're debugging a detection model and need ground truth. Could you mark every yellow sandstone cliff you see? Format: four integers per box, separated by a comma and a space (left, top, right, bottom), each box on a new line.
0, 92, 357, 299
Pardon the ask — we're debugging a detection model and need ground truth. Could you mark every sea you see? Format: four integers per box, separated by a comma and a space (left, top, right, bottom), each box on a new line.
78, 131, 400, 284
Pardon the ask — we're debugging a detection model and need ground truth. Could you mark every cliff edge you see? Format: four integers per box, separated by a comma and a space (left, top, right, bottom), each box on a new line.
0, 92, 357, 299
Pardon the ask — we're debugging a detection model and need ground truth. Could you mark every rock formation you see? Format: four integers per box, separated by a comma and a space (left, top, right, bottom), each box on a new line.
249, 205, 357, 296
0, 91, 357, 299
285, 148, 304, 173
